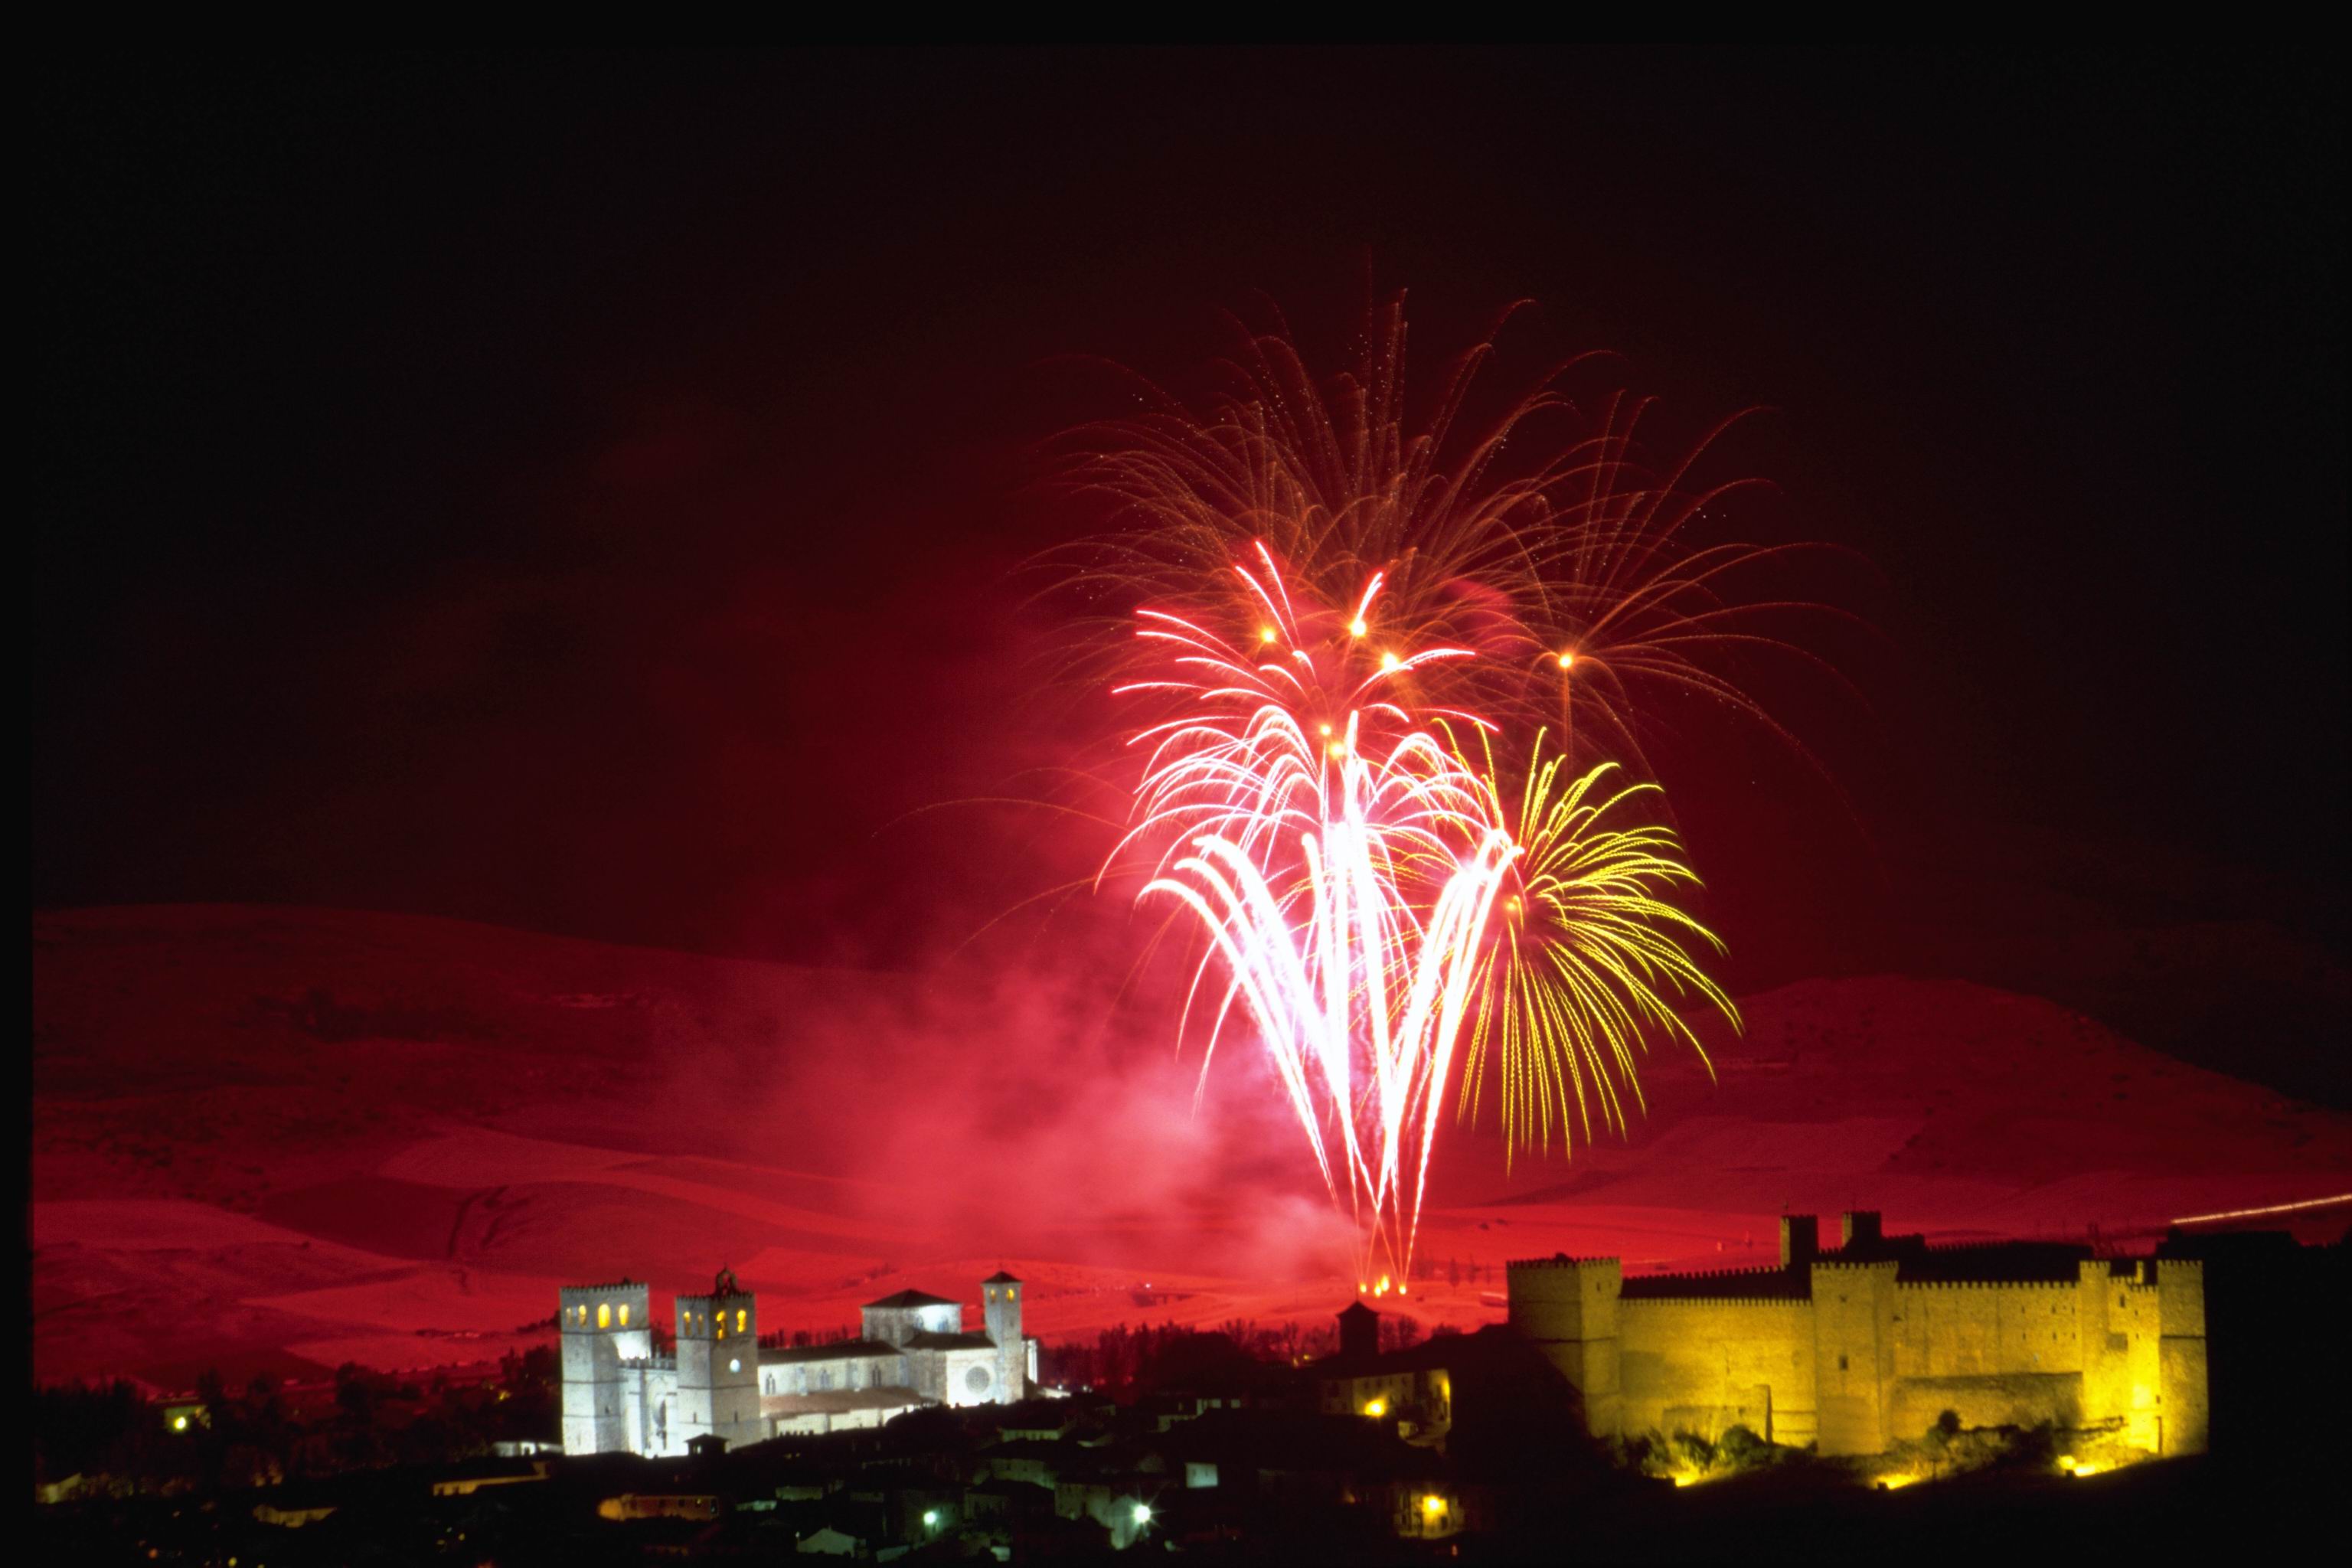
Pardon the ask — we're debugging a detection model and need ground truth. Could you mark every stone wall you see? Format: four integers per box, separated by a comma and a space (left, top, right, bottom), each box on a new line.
1618, 1298, 1814, 1448
1889, 1372, 2082, 1437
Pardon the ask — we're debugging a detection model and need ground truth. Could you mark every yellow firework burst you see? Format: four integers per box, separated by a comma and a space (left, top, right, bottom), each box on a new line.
1456, 733, 1741, 1165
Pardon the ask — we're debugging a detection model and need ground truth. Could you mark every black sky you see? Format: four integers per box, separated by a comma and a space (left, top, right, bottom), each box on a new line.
31, 48, 2346, 986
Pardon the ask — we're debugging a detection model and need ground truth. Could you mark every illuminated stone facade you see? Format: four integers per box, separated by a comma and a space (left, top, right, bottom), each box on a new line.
1508, 1213, 2207, 1459
560, 1268, 1040, 1458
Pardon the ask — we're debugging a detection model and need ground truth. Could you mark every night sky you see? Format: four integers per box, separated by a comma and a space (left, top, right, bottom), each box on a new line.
33, 50, 2345, 1000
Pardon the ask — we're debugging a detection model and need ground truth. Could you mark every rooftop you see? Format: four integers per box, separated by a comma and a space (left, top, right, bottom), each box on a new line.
760, 1338, 898, 1366
864, 1289, 958, 1310
760, 1387, 923, 1418
905, 1330, 995, 1351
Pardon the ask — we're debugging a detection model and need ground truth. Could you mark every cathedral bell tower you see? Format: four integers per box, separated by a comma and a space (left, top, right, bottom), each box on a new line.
982, 1269, 1025, 1403
676, 1266, 762, 1452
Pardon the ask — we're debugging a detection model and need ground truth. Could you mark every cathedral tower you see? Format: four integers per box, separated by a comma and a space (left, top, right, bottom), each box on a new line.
676, 1266, 762, 1452
558, 1279, 652, 1454
982, 1269, 1026, 1403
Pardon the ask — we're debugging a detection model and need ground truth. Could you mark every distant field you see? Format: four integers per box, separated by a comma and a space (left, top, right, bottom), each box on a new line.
33, 905, 2351, 1390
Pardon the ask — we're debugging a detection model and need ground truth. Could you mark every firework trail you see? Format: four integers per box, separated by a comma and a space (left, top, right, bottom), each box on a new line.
1114, 547, 1512, 1283
1053, 293, 1854, 781
1063, 296, 1828, 1287
1453, 735, 1740, 1168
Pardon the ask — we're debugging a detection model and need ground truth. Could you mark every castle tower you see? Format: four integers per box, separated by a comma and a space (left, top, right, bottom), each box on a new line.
982, 1270, 1026, 1404
558, 1279, 652, 1455
1505, 1255, 1621, 1438
1780, 1215, 1819, 1267
2156, 1258, 2208, 1455
675, 1266, 762, 1454
1337, 1300, 1380, 1361
1810, 1259, 1899, 1456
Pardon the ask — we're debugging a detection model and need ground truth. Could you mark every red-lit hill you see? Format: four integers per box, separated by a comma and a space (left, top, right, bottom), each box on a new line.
32, 905, 2350, 1391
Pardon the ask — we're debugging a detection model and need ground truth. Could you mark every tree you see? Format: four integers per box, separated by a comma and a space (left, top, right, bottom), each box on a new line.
1719, 1424, 1771, 1470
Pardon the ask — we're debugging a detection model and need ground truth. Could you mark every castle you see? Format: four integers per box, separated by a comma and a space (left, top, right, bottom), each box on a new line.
559, 1268, 1039, 1458
1507, 1212, 2210, 1458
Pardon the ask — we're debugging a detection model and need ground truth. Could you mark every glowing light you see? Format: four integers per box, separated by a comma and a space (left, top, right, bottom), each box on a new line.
1348, 616, 1368, 637
1380, 651, 1402, 672
2171, 1192, 2352, 1225
1557, 651, 1575, 671
172, 1415, 188, 1432
1131, 1503, 1152, 1526
923, 1510, 939, 1529
1421, 1494, 1446, 1517
1364, 1400, 1387, 1418
1259, 626, 1278, 644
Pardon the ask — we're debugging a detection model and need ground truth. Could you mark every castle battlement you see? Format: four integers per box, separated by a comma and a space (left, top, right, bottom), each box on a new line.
1504, 1212, 2210, 1462
1894, 1279, 2081, 1292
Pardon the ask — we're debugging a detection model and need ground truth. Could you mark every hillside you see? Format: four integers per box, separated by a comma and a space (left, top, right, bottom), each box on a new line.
32, 905, 2350, 1390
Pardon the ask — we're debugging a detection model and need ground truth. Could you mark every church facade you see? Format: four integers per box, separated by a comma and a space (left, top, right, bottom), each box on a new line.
560, 1268, 1038, 1458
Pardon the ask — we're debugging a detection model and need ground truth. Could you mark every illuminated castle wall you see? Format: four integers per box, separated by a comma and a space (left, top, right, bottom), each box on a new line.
560, 1268, 1038, 1459
1508, 1213, 2207, 1459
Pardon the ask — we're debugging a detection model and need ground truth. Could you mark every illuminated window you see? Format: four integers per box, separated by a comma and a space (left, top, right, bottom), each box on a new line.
618, 1304, 630, 1328
597, 1302, 612, 1330
737, 1309, 747, 1334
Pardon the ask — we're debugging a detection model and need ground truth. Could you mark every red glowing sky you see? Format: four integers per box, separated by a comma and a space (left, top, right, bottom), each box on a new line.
28, 51, 2348, 1387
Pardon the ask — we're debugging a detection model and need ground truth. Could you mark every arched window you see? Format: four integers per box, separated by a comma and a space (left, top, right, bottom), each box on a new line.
737, 1308, 747, 1334
597, 1302, 612, 1330
618, 1303, 630, 1327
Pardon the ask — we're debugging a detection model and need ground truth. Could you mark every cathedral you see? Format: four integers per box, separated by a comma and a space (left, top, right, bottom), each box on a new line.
559, 1267, 1039, 1457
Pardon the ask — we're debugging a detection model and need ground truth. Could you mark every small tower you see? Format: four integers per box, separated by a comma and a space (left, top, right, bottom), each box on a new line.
1505, 1254, 1622, 1439
675, 1266, 762, 1454
1338, 1300, 1380, 1361
982, 1270, 1025, 1403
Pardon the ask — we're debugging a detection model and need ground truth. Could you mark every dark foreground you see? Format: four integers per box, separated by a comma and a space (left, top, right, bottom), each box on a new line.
31, 1448, 2321, 1566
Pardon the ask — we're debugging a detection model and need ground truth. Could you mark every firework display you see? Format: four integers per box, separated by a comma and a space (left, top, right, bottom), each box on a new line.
1066, 299, 1806, 1286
